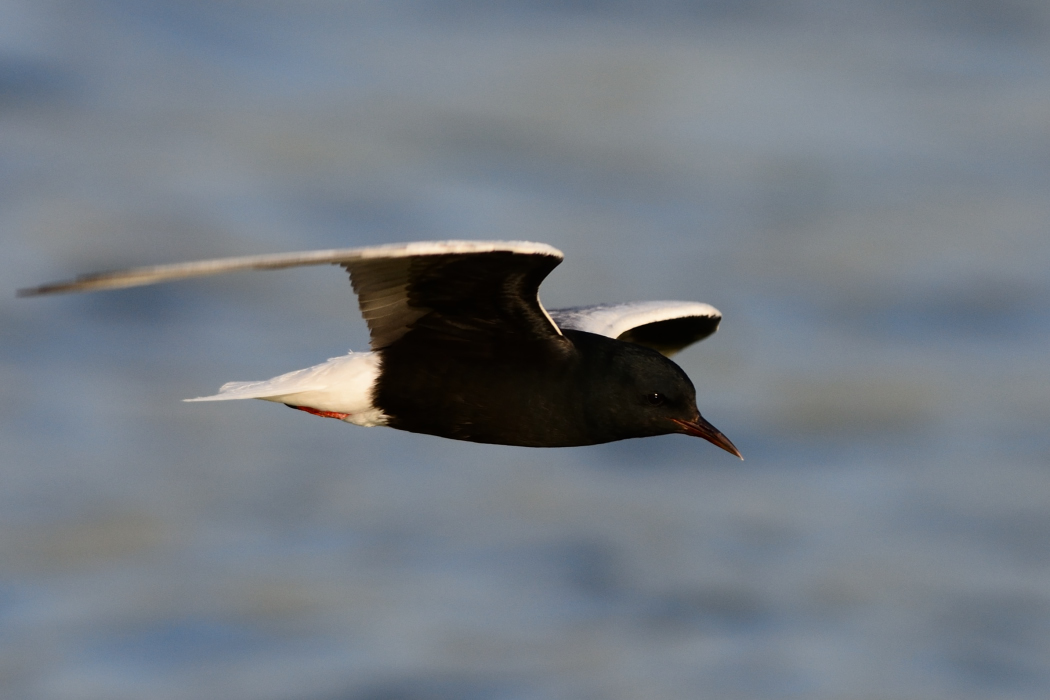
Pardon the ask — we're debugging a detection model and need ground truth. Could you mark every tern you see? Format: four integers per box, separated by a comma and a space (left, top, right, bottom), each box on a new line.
20, 240, 740, 456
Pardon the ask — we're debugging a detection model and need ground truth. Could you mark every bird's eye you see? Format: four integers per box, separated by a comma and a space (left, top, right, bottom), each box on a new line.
646, 392, 666, 406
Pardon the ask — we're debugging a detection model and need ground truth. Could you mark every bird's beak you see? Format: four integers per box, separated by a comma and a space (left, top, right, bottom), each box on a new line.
670, 415, 743, 459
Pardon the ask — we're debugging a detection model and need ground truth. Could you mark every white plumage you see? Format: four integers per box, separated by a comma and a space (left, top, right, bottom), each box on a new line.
185, 352, 388, 426
549, 301, 721, 342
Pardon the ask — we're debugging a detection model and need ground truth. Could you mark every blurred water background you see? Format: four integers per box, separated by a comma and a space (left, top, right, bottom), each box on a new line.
3, 1, 1050, 698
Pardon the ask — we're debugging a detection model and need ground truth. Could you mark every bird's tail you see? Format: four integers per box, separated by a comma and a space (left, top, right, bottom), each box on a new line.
183, 351, 381, 412
184, 365, 327, 402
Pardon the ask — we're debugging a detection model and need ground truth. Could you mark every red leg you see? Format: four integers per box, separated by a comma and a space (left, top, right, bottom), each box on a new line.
286, 404, 351, 420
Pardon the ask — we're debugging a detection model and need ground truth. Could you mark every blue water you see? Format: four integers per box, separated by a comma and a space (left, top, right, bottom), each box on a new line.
4, 2, 1050, 698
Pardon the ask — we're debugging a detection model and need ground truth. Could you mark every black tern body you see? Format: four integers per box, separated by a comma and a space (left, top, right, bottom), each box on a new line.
20, 241, 740, 456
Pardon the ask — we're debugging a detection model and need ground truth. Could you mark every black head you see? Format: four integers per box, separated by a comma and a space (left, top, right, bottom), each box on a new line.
571, 331, 741, 457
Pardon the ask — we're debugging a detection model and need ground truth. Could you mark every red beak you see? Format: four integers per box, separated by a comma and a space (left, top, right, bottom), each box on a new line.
670, 415, 743, 459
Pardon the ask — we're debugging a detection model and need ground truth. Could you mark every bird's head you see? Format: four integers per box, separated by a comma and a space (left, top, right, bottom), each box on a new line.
599, 340, 742, 458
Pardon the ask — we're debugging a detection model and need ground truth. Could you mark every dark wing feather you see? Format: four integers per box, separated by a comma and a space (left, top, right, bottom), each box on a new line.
343, 246, 566, 353
548, 301, 721, 357
18, 239, 566, 353
616, 315, 721, 356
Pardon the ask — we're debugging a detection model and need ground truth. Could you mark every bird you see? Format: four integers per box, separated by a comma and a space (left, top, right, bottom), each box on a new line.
19, 240, 741, 457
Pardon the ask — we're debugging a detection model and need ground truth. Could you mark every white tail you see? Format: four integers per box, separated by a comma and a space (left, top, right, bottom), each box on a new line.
185, 352, 388, 427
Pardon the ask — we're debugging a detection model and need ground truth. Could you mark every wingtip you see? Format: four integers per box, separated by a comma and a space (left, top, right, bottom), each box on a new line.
17, 283, 67, 297
17, 275, 133, 297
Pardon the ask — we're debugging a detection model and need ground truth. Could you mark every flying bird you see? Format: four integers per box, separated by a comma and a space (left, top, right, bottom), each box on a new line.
19, 240, 741, 456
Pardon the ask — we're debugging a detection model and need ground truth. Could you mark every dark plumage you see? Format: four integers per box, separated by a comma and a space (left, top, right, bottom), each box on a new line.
377, 328, 709, 447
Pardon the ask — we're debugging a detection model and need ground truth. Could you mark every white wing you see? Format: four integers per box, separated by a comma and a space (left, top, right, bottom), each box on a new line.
17, 240, 561, 296
548, 301, 721, 357
18, 240, 566, 351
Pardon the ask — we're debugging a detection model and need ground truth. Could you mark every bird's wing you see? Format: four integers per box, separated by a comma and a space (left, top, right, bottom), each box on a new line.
548, 301, 721, 357
341, 241, 565, 351
19, 239, 567, 351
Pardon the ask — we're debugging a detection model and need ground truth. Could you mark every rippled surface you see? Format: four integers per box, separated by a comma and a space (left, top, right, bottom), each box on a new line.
4, 2, 1050, 698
